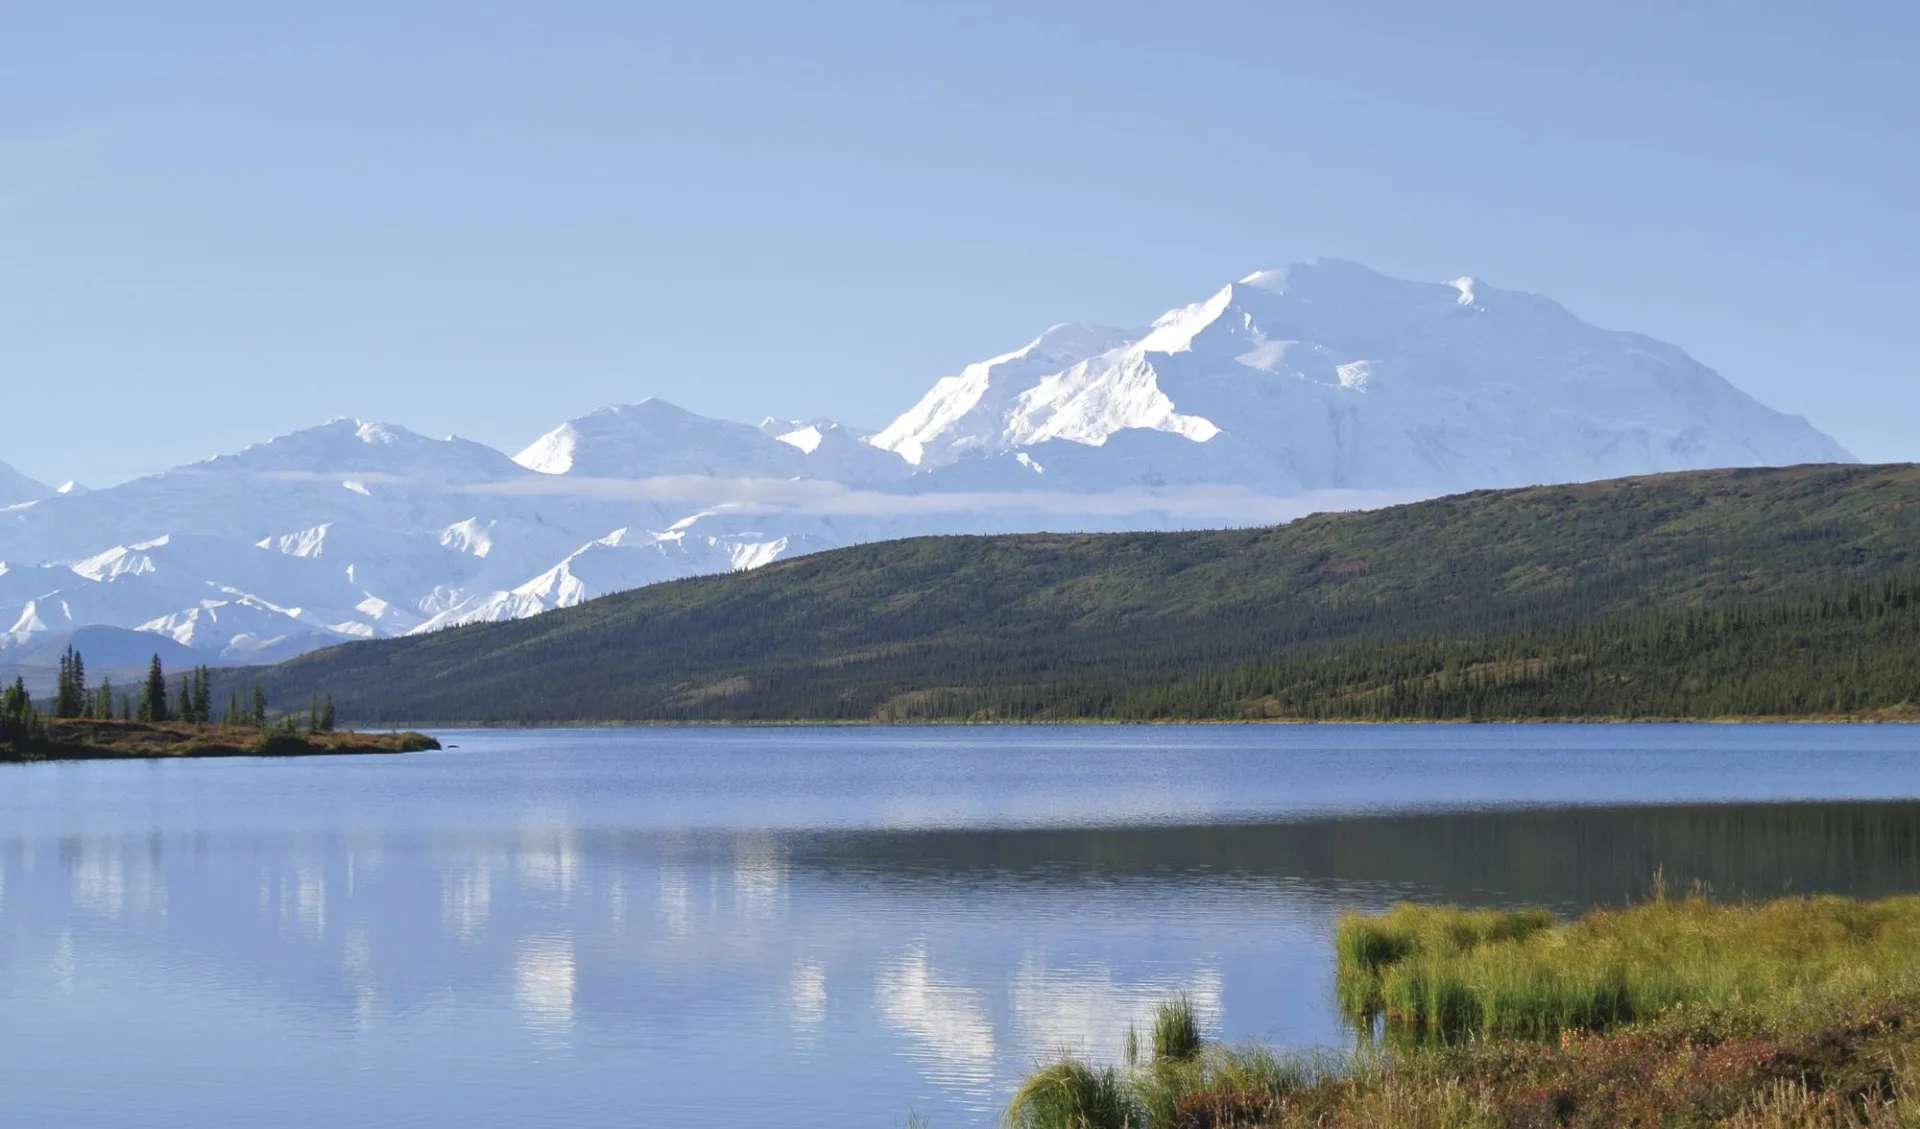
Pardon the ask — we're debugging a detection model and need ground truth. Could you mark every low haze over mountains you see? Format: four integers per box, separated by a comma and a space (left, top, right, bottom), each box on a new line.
0, 261, 1851, 664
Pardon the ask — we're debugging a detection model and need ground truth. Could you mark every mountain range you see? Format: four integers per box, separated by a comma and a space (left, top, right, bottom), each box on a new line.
0, 260, 1851, 665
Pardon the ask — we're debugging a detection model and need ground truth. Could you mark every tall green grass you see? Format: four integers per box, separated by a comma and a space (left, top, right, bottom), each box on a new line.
1009, 896, 1920, 1127
1007, 996, 1219, 1129
1006, 1060, 1139, 1129
1149, 995, 1202, 1063
1336, 895, 1920, 1041
1334, 904, 1555, 1024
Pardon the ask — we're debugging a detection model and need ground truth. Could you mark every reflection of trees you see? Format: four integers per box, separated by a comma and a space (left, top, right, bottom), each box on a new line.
782, 801, 1920, 911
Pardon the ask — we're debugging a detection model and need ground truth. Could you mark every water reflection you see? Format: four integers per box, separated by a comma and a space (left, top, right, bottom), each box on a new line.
2, 800, 1919, 1128
877, 946, 1000, 1100
793, 801, 1920, 908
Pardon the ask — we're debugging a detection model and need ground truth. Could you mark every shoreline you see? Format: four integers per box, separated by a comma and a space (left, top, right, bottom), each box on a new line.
363, 713, 1920, 730
1, 719, 441, 764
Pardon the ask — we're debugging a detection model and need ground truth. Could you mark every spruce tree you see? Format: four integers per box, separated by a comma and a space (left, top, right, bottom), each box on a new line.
251, 682, 267, 728
191, 667, 211, 728
320, 693, 336, 734
174, 675, 193, 725
1, 676, 44, 748
141, 655, 169, 723
53, 647, 86, 719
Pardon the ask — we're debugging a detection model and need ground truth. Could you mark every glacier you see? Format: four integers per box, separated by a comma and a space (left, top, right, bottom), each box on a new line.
0, 260, 1852, 665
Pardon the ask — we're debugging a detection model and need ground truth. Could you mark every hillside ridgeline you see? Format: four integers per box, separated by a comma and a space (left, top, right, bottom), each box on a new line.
252, 463, 1920, 724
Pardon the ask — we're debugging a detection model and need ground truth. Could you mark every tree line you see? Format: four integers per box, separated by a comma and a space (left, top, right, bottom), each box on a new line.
871, 570, 1920, 722
4, 650, 339, 755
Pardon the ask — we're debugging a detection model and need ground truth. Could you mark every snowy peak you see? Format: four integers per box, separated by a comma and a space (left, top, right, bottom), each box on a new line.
870, 323, 1134, 466
867, 261, 1854, 490
205, 418, 528, 484
520, 400, 911, 486
515, 399, 804, 479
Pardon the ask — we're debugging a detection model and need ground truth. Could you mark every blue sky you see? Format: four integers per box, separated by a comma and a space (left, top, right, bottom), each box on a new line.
5, 1, 1916, 485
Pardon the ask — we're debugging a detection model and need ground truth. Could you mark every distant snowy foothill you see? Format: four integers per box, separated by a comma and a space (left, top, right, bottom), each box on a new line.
0, 260, 1851, 664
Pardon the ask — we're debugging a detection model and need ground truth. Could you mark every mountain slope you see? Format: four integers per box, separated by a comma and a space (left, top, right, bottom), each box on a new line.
246, 462, 1918, 724
0, 461, 50, 508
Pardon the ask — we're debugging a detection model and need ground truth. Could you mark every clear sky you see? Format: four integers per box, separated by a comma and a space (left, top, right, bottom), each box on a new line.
5, 1, 1916, 486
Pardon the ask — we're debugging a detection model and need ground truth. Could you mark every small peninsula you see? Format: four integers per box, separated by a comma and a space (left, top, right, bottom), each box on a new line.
1, 718, 439, 763
1, 653, 438, 763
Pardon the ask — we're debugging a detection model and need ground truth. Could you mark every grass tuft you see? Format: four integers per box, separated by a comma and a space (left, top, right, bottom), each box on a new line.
1006, 1059, 1139, 1129
1150, 995, 1202, 1063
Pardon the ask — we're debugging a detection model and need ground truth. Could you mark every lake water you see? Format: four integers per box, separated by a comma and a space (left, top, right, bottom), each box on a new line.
2, 725, 1917, 1128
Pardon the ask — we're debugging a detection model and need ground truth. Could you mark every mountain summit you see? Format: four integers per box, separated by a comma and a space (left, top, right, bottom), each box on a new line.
0, 261, 1853, 661
871, 260, 1850, 491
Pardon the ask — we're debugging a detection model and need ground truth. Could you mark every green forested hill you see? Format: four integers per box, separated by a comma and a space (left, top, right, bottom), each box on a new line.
251, 463, 1920, 723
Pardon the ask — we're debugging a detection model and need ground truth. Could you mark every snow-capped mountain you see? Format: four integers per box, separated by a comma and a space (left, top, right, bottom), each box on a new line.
0, 261, 1852, 663
872, 261, 1851, 490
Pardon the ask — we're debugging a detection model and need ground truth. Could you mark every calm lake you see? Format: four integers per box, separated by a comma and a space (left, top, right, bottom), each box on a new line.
2, 725, 1917, 1128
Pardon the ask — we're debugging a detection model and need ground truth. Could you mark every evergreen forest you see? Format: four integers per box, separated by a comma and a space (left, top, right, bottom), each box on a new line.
224, 463, 1920, 723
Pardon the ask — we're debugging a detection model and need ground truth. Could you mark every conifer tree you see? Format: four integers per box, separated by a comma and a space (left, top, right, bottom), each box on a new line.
141, 655, 169, 723
251, 682, 267, 728
320, 693, 336, 734
191, 668, 211, 728
54, 646, 87, 719
174, 675, 193, 725
1, 676, 42, 745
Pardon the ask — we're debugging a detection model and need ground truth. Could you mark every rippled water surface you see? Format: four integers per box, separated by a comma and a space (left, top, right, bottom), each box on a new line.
2, 725, 1917, 1128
